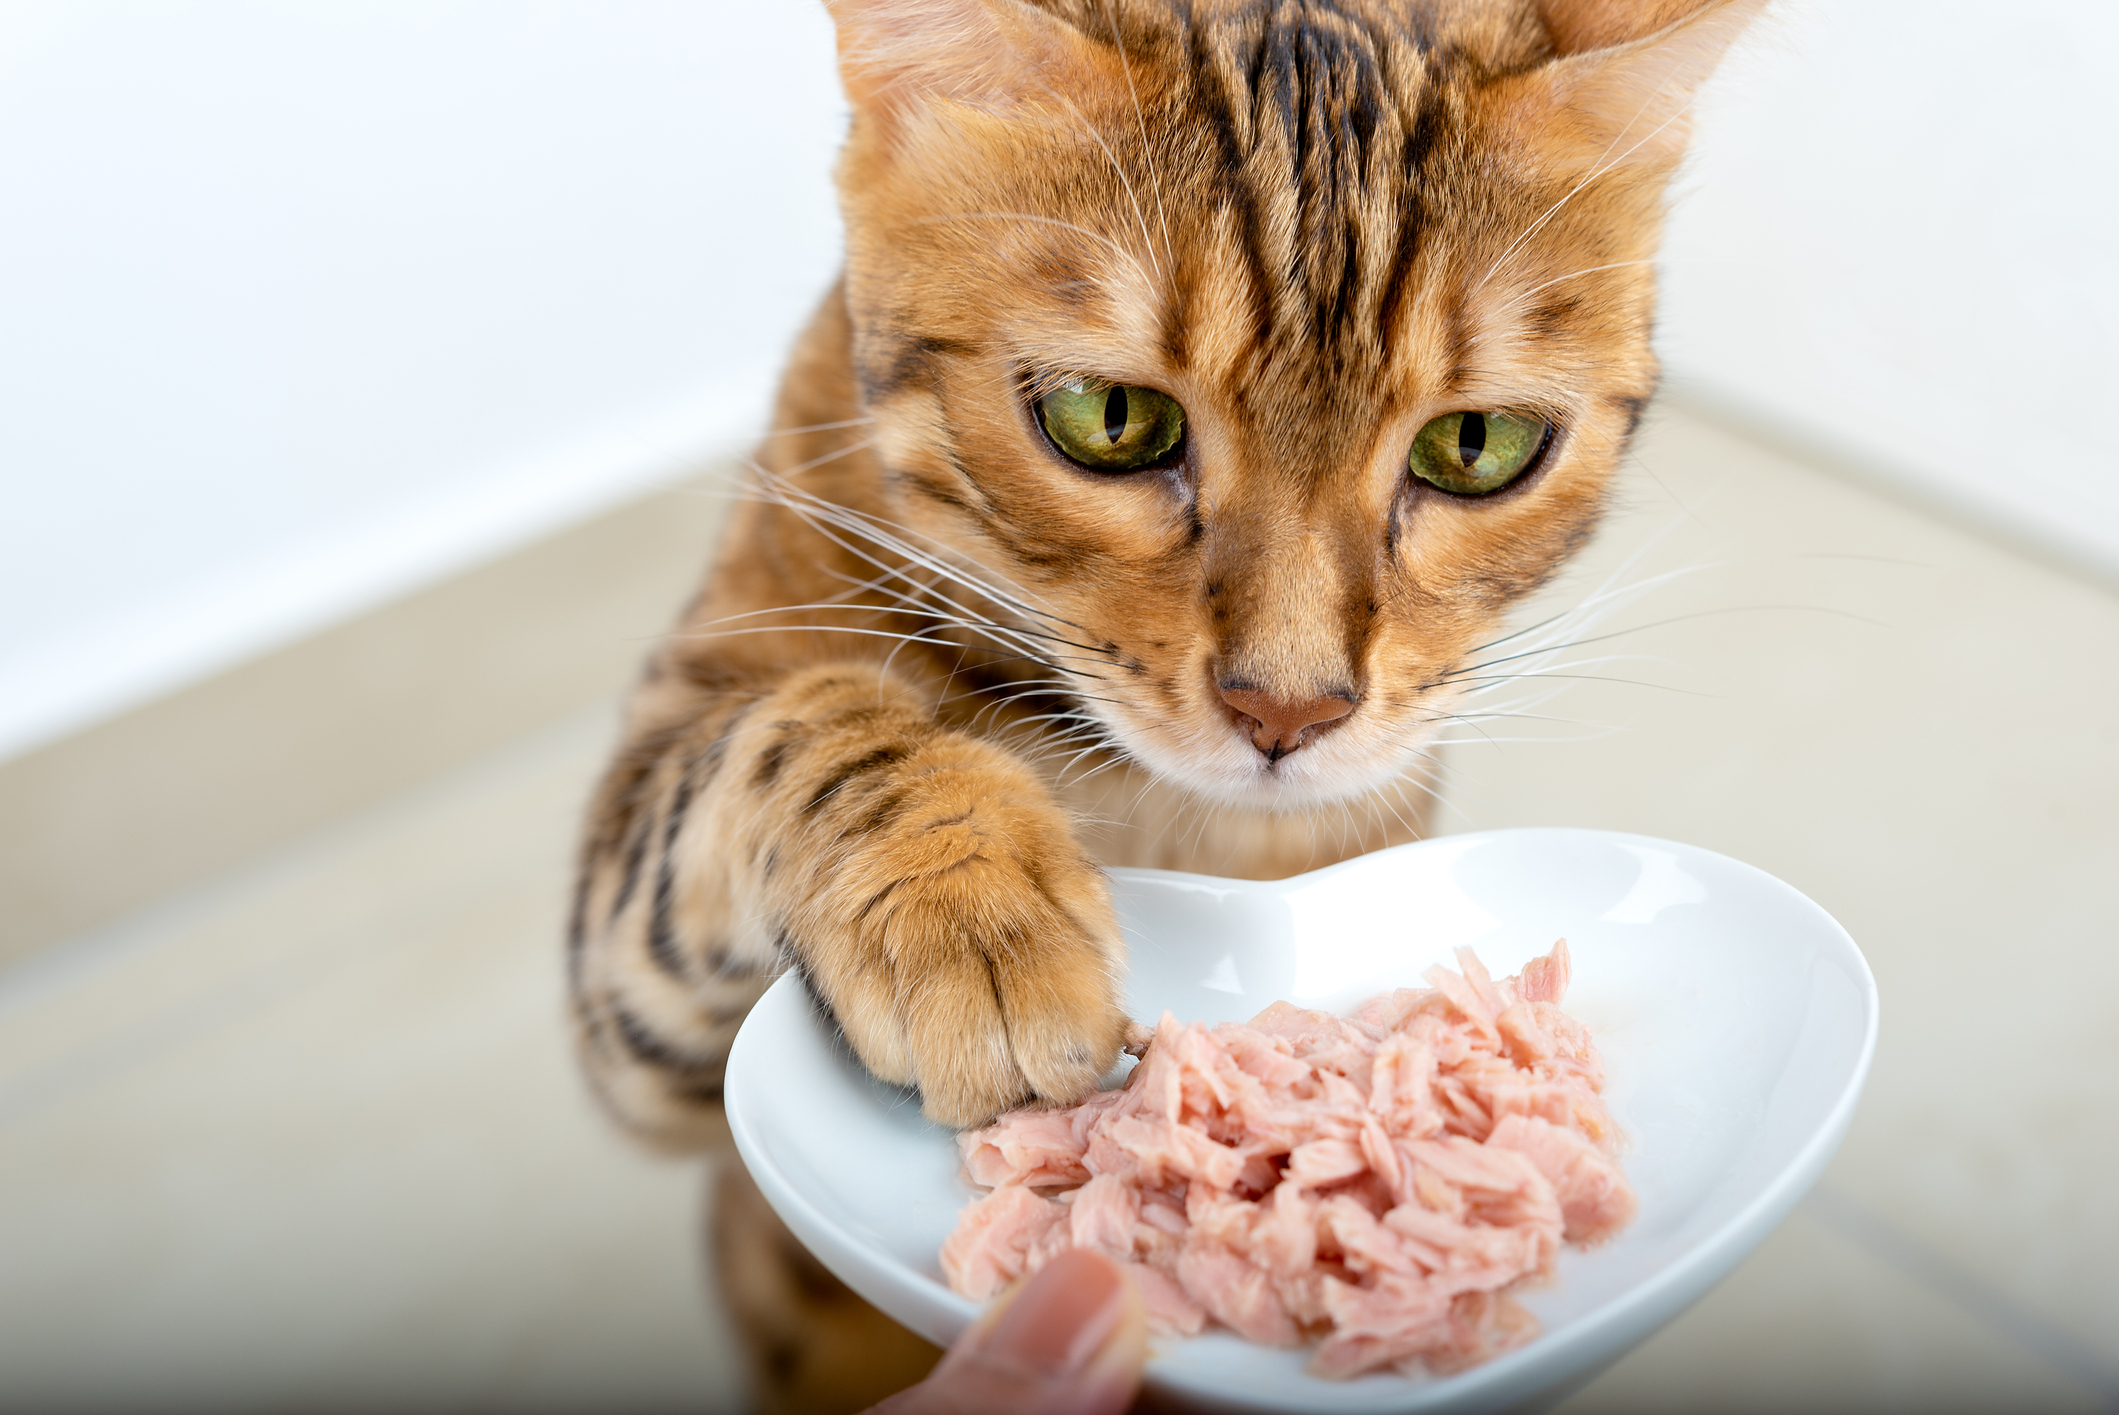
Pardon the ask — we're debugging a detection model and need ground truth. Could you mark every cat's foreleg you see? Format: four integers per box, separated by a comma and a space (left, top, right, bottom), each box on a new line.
570, 661, 1128, 1139
568, 687, 766, 1149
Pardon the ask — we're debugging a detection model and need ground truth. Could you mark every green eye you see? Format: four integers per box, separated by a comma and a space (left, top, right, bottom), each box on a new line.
1037, 379, 1185, 472
1409, 411, 1549, 495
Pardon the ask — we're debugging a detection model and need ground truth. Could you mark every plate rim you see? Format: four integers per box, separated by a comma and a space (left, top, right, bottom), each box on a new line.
727, 825, 1879, 1412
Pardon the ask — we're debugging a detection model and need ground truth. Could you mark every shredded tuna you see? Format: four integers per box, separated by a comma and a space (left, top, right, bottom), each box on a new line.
939, 939, 1633, 1380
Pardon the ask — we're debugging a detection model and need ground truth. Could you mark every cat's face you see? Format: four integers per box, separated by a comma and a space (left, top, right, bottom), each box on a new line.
829, 0, 1757, 809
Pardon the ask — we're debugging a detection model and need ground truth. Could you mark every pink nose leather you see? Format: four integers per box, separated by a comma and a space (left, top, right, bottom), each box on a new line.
1219, 687, 1355, 761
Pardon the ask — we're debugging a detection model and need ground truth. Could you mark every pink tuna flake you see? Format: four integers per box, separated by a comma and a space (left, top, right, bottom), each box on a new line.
939, 940, 1634, 1380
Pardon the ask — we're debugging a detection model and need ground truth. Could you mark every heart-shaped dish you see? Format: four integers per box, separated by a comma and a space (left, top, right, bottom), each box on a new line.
726, 828, 1877, 1414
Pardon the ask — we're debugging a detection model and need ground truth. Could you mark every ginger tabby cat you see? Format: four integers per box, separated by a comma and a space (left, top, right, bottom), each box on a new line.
568, 0, 1762, 1406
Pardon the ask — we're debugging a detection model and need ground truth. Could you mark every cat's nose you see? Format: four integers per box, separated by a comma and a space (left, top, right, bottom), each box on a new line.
1218, 686, 1355, 762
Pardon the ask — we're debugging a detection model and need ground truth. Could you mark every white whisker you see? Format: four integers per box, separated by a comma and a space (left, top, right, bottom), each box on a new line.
1102, 0, 1174, 271
1476, 91, 1699, 293
911, 211, 1154, 288
1491, 260, 1659, 318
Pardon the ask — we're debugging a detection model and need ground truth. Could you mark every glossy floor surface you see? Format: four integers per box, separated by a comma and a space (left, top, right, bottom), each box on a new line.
4, 404, 2115, 1412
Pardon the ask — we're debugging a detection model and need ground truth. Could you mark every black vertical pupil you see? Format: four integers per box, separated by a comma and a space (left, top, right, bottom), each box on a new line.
1103, 387, 1130, 444
1457, 412, 1487, 468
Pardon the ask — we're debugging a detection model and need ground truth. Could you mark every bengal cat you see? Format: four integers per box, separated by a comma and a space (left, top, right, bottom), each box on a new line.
568, 0, 1762, 1406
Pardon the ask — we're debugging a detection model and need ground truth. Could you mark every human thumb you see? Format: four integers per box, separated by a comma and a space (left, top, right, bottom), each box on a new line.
868, 1249, 1148, 1415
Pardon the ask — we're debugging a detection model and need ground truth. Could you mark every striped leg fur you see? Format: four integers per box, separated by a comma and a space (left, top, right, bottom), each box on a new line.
569, 659, 1131, 1138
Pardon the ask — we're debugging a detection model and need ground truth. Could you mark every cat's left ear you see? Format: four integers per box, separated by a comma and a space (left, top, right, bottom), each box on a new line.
1508, 0, 1770, 166
826, 0, 1116, 139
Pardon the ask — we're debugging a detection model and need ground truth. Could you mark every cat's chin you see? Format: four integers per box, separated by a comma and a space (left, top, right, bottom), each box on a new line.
1099, 715, 1428, 815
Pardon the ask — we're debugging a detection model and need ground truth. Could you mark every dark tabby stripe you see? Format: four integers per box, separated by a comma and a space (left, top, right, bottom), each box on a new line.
802, 742, 915, 815
610, 999, 728, 1076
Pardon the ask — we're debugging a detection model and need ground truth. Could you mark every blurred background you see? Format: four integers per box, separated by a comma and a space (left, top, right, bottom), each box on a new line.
2, 1, 2114, 1411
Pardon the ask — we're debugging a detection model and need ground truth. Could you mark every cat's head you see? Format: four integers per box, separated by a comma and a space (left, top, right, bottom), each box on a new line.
824, 0, 1761, 809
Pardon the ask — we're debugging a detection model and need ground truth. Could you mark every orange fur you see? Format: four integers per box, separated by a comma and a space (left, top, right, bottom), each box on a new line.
572, 0, 1760, 1132
563, 0, 1754, 1304
570, 3, 1758, 1392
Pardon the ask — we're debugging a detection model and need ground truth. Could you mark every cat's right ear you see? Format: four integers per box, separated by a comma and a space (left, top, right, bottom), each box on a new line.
1511, 0, 1770, 167
826, 0, 1113, 138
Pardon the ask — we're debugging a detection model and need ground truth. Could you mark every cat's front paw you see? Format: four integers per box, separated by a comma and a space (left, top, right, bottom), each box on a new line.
782, 739, 1127, 1128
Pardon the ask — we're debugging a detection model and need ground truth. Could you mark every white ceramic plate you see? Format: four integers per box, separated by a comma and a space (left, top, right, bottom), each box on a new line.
726, 828, 1877, 1414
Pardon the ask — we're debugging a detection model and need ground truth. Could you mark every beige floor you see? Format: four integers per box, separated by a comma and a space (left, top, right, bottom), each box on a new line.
3, 404, 2115, 1413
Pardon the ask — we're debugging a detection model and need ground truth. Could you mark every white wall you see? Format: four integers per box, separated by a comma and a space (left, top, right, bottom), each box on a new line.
3, 0, 2113, 762
0, 1, 847, 759
1660, 0, 2119, 577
